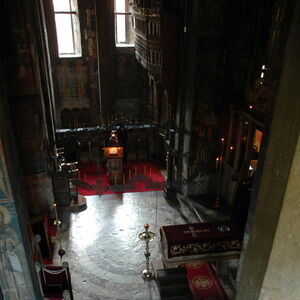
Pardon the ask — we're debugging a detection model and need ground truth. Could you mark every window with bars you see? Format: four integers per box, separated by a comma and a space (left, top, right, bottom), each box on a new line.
115, 0, 135, 47
52, 0, 82, 57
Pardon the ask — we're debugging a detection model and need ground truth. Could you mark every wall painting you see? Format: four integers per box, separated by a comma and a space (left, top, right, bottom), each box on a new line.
0, 139, 35, 299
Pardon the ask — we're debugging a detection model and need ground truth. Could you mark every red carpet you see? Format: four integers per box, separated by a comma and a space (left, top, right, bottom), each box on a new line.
182, 262, 228, 300
78, 160, 165, 196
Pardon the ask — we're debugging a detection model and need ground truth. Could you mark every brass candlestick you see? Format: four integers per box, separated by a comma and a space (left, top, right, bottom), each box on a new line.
138, 224, 155, 279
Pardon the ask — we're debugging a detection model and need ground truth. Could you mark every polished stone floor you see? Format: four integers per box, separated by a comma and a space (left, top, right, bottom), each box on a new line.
52, 191, 199, 299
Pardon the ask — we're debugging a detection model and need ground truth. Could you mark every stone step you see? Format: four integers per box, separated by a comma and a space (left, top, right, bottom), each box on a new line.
156, 267, 188, 287
161, 295, 194, 300
160, 283, 193, 299
156, 267, 193, 299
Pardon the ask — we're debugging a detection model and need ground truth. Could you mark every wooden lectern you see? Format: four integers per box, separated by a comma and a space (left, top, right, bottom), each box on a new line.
103, 147, 123, 184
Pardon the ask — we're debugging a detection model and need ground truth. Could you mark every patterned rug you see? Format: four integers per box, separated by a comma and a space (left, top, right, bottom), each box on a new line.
182, 262, 228, 300
78, 160, 165, 196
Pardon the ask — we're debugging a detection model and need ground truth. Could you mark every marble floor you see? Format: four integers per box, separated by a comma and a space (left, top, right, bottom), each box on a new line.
52, 191, 199, 300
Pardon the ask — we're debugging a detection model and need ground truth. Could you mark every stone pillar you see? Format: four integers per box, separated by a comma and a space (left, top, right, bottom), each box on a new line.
1, 0, 56, 216
95, 0, 115, 122
259, 137, 300, 299
175, 0, 199, 195
236, 1, 300, 298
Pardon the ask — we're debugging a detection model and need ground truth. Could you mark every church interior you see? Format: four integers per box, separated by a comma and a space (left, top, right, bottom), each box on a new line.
0, 0, 299, 299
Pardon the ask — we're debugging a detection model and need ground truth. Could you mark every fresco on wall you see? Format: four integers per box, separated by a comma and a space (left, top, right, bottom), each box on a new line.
196, 45, 226, 91
187, 0, 228, 193
198, 0, 227, 38
113, 51, 146, 119
0, 203, 34, 299
115, 52, 144, 98
85, 7, 97, 58
114, 98, 139, 115
24, 173, 54, 216
0, 140, 34, 299
13, 100, 47, 174
85, 5, 99, 120
57, 59, 89, 105
55, 1, 99, 126
76, 60, 88, 98
0, 141, 12, 202
14, 42, 37, 95
194, 102, 219, 143
3, 1, 38, 96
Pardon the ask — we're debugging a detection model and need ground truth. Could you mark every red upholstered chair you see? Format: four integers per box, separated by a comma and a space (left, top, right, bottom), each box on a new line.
39, 262, 73, 300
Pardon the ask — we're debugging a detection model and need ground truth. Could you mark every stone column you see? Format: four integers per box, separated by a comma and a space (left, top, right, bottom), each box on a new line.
236, 1, 300, 298
175, 0, 199, 195
95, 0, 115, 122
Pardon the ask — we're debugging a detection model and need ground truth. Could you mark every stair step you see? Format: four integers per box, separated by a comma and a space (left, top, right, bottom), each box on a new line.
157, 278, 189, 288
161, 295, 193, 300
157, 268, 188, 286
160, 284, 192, 299
157, 267, 186, 278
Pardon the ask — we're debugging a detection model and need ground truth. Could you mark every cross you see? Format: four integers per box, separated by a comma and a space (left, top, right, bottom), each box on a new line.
183, 226, 210, 237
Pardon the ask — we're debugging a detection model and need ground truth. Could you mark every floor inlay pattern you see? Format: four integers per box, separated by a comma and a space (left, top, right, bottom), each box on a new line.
52, 191, 198, 299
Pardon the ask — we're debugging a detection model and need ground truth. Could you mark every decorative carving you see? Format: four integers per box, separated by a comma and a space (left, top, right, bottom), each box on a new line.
170, 239, 242, 257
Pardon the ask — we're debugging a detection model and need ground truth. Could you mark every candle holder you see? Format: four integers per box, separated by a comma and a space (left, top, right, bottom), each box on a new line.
58, 247, 66, 258
138, 224, 155, 279
53, 203, 61, 226
214, 138, 225, 208
53, 203, 65, 261
54, 219, 61, 226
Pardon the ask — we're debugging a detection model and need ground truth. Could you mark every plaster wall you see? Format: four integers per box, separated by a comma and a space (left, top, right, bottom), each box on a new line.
259, 137, 300, 300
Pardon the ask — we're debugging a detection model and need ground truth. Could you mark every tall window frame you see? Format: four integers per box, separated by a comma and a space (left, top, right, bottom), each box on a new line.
114, 0, 135, 47
52, 0, 82, 58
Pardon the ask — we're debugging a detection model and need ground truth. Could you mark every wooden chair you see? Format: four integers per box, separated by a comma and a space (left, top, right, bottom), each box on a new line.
39, 262, 73, 300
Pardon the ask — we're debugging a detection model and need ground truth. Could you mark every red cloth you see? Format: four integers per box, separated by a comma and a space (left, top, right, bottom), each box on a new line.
184, 262, 228, 300
78, 160, 164, 195
160, 221, 242, 259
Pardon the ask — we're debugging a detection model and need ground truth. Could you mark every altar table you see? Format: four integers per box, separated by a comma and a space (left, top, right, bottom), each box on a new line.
160, 220, 242, 267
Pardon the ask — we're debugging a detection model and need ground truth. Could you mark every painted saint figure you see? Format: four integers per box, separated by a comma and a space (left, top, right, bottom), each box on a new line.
0, 205, 32, 299
0, 145, 10, 201
0, 162, 7, 199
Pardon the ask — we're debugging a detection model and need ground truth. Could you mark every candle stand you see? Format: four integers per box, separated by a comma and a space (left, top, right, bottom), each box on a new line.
138, 224, 155, 279
214, 138, 225, 208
